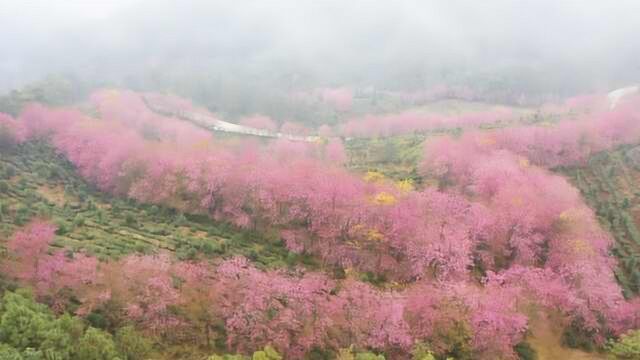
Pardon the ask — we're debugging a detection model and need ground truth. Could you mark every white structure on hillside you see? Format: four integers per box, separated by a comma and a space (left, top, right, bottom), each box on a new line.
608, 85, 639, 109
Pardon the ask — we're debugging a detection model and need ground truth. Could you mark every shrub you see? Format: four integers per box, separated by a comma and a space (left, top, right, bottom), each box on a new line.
176, 246, 198, 261
0, 344, 22, 360
209, 354, 246, 360
0, 180, 9, 193
73, 214, 86, 227
514, 341, 537, 360
0, 290, 83, 359
174, 213, 187, 226
14, 206, 31, 225
95, 209, 106, 224
147, 205, 160, 216
124, 212, 137, 227
34, 163, 51, 179
86, 311, 109, 330
134, 243, 149, 254
17, 178, 28, 190
337, 346, 386, 360
35, 203, 50, 218
411, 343, 436, 360
0, 164, 16, 179
358, 352, 385, 360
606, 329, 640, 359
200, 240, 221, 255
252, 345, 282, 360
208, 346, 282, 360
76, 327, 120, 360
0, 126, 17, 152
48, 166, 60, 180
55, 220, 69, 235
115, 326, 153, 360
263, 228, 281, 244
562, 319, 596, 351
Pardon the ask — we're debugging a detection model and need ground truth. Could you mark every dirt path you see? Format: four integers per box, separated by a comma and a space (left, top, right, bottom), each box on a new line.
528, 312, 606, 360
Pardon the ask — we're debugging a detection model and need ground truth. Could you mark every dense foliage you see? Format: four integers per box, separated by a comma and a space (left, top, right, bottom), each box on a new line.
0, 140, 299, 266
1, 90, 639, 358
0, 289, 146, 360
606, 329, 640, 359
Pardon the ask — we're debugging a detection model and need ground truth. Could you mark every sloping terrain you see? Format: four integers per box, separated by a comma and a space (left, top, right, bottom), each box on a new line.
528, 312, 605, 360
143, 93, 320, 142
564, 144, 640, 297
345, 118, 640, 303
1, 91, 637, 359
343, 101, 571, 183
0, 141, 304, 268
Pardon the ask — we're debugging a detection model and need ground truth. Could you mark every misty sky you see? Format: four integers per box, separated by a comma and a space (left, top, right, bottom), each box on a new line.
1, 0, 640, 93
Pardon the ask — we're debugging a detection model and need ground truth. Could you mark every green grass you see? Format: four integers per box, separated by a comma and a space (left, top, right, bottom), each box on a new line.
0, 141, 312, 270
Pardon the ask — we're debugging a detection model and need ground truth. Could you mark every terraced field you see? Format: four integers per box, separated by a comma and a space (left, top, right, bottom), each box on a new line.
343, 105, 568, 183
0, 141, 306, 268
345, 134, 429, 183
564, 144, 640, 297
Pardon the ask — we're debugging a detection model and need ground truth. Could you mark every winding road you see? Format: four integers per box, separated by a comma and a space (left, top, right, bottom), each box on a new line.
143, 94, 320, 142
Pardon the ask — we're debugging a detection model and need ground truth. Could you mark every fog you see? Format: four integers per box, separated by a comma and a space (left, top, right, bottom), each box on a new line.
2, 0, 640, 97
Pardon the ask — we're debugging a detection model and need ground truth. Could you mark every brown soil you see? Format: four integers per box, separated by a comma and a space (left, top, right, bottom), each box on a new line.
528, 312, 606, 360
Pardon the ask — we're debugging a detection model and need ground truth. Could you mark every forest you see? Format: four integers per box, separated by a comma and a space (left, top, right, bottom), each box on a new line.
2, 1, 640, 359
0, 85, 638, 360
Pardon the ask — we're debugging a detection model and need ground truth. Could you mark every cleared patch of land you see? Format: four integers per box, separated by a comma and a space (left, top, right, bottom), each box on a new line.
528, 312, 605, 360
